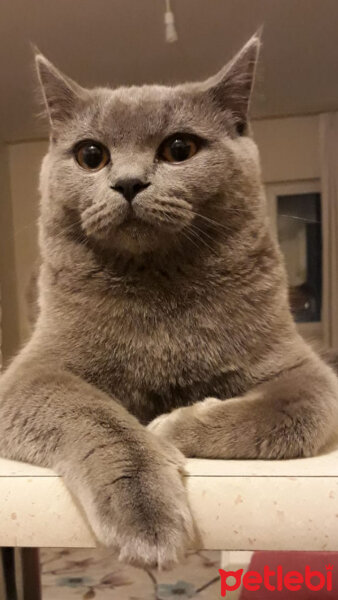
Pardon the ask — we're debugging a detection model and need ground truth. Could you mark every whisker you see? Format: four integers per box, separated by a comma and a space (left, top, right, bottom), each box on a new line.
189, 211, 234, 232
187, 221, 221, 245
160, 203, 235, 233
149, 201, 229, 253
185, 224, 219, 256
179, 228, 206, 254
157, 211, 204, 254
278, 214, 320, 224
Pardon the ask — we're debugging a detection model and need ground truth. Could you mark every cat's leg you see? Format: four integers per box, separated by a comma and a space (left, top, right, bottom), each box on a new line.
149, 351, 338, 459
0, 353, 194, 567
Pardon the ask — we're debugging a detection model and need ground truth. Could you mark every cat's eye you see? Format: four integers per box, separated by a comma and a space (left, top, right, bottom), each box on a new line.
158, 134, 201, 163
74, 141, 110, 171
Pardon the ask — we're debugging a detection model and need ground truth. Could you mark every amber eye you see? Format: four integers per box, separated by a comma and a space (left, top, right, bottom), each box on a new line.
74, 141, 110, 171
158, 134, 200, 163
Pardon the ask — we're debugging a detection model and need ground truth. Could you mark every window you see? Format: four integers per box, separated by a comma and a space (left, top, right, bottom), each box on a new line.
277, 192, 322, 322
266, 181, 323, 335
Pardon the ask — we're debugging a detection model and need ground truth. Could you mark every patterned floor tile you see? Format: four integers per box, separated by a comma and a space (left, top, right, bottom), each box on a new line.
41, 547, 221, 599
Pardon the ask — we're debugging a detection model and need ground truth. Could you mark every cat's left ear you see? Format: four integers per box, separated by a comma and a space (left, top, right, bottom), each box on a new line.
35, 53, 88, 128
197, 31, 261, 135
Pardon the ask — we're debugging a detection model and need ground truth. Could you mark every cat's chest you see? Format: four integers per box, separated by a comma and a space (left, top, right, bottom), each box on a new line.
66, 274, 234, 394
90, 291, 227, 376
78, 297, 238, 421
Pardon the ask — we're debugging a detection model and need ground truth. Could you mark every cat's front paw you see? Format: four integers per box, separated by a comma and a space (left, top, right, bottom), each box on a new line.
82, 437, 195, 568
148, 398, 222, 454
148, 409, 182, 437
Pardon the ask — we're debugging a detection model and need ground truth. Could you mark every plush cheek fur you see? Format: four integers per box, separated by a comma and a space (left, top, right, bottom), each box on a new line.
1, 34, 338, 571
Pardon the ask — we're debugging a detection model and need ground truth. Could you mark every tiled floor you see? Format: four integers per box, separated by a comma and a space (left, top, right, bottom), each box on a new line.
41, 547, 222, 599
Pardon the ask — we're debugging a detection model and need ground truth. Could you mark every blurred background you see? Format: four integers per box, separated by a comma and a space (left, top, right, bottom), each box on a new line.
1, 2, 338, 598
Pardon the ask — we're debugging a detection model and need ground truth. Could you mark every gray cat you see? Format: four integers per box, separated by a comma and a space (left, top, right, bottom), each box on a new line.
1, 33, 338, 567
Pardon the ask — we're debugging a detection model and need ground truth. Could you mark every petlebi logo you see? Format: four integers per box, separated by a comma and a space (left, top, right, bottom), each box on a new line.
219, 564, 333, 596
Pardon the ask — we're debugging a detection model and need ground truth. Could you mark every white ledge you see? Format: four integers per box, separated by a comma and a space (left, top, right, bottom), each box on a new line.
1, 451, 338, 550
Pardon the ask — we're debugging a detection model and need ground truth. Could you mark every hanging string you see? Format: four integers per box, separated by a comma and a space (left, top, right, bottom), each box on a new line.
164, 0, 178, 43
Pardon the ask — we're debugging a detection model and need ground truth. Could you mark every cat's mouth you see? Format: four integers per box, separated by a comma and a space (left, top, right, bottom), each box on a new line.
81, 196, 193, 253
122, 208, 144, 225
117, 212, 154, 235
117, 201, 187, 234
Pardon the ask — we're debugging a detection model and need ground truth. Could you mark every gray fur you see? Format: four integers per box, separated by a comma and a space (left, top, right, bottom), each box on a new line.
1, 33, 338, 566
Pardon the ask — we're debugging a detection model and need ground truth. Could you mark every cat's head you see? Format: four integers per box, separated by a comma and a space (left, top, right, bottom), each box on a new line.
37, 33, 263, 256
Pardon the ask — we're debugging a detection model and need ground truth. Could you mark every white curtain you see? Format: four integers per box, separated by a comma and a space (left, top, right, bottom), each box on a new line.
319, 113, 338, 350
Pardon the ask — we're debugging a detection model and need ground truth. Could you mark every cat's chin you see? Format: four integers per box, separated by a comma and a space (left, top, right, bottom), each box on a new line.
90, 220, 177, 255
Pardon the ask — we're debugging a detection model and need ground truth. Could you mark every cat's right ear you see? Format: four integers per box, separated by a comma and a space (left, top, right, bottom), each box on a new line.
192, 32, 261, 136
35, 54, 87, 128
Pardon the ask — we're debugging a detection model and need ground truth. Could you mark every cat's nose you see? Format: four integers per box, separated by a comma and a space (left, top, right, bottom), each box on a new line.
112, 178, 150, 203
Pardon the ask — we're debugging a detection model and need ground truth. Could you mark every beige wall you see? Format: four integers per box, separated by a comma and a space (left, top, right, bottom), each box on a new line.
0, 115, 320, 360
8, 141, 47, 347
0, 143, 20, 364
252, 115, 320, 182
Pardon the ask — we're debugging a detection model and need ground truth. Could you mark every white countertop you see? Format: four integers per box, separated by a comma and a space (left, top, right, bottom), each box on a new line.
1, 451, 338, 550
3, 447, 338, 478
